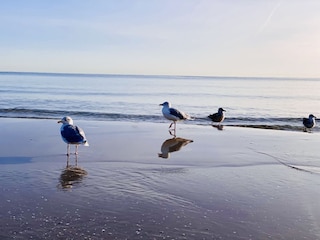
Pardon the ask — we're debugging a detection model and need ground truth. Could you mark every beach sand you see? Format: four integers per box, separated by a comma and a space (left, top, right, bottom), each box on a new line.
1, 118, 320, 239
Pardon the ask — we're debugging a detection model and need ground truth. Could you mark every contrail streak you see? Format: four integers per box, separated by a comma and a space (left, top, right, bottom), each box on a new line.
258, 0, 282, 34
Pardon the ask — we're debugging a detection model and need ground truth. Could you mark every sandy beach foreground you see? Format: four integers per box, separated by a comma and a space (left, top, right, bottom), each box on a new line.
1, 118, 320, 239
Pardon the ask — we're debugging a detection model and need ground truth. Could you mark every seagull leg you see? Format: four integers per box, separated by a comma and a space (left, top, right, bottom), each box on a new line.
169, 128, 176, 137
75, 145, 79, 155
169, 122, 173, 128
169, 122, 177, 137
67, 144, 70, 156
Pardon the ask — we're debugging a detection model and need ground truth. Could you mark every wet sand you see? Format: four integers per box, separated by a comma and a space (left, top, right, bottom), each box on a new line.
1, 118, 320, 239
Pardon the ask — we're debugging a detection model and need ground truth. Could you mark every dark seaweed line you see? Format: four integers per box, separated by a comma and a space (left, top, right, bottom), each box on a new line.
227, 124, 305, 131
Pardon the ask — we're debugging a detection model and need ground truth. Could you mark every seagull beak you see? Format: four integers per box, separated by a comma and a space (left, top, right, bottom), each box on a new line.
57, 120, 62, 123
159, 103, 163, 106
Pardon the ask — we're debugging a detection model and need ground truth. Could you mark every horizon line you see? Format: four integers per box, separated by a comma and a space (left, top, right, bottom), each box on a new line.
0, 70, 319, 81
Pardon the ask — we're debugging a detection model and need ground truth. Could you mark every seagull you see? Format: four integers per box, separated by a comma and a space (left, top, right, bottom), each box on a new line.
303, 114, 316, 131
208, 108, 226, 124
58, 116, 89, 156
159, 102, 191, 133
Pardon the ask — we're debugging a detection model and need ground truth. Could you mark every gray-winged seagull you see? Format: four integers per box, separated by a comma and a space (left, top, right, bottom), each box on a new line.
58, 116, 89, 156
160, 101, 191, 131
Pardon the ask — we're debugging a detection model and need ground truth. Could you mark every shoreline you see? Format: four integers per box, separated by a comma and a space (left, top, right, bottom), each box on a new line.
1, 118, 320, 239
0, 115, 317, 133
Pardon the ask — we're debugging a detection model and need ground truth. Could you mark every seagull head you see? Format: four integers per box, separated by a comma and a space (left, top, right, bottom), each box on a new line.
218, 108, 226, 113
309, 114, 316, 119
58, 116, 73, 125
160, 101, 171, 108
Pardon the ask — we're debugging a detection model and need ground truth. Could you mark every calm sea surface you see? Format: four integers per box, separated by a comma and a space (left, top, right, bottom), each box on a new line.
0, 72, 319, 131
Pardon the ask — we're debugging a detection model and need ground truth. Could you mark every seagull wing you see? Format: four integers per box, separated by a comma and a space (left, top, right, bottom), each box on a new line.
75, 126, 86, 138
76, 126, 89, 146
303, 118, 313, 128
169, 108, 185, 120
61, 125, 85, 143
208, 112, 219, 121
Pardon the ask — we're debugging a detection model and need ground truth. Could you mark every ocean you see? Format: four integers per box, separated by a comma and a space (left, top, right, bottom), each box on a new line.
0, 72, 319, 131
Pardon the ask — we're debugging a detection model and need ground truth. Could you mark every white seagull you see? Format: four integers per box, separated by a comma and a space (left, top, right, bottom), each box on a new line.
303, 114, 316, 131
160, 102, 191, 132
58, 116, 89, 156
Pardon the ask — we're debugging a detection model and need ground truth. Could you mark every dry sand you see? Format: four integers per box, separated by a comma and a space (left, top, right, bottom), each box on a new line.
1, 118, 320, 239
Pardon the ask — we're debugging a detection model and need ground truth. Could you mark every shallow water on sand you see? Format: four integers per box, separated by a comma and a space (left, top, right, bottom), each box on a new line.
1, 119, 320, 239
2, 157, 320, 239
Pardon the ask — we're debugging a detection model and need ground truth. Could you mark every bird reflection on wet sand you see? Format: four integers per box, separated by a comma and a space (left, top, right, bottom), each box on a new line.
58, 155, 87, 190
158, 137, 193, 159
212, 124, 224, 131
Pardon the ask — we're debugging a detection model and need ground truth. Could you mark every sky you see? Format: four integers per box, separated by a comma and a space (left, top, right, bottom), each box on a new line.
0, 0, 320, 78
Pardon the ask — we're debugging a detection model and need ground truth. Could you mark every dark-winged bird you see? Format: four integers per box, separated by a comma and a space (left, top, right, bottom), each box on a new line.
58, 116, 89, 156
303, 114, 316, 131
208, 108, 226, 124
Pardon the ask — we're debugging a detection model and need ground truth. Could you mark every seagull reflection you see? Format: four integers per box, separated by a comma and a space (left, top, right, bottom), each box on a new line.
58, 155, 87, 189
158, 137, 193, 159
212, 124, 224, 131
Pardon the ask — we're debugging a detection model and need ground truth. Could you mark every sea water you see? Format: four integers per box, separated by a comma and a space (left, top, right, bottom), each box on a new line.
0, 72, 319, 131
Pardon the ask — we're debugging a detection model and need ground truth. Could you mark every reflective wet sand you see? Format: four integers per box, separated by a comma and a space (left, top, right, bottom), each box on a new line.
1, 118, 320, 239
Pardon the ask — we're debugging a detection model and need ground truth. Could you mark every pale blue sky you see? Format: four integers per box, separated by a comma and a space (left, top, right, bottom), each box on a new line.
1, 0, 319, 78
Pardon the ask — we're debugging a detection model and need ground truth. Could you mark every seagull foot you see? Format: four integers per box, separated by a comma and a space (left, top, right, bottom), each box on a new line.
169, 129, 176, 137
